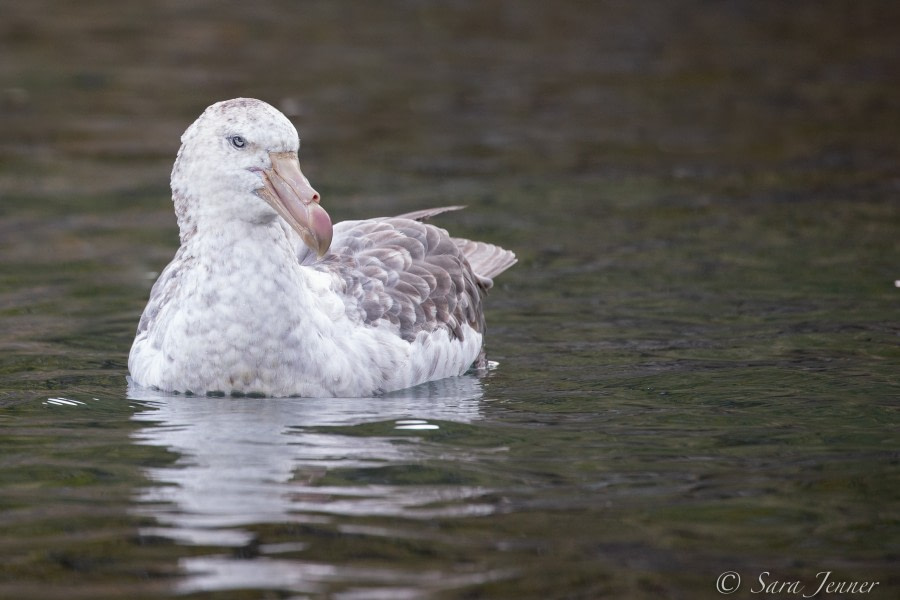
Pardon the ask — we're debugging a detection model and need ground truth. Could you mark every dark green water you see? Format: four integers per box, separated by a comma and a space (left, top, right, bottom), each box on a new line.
1, 1, 898, 598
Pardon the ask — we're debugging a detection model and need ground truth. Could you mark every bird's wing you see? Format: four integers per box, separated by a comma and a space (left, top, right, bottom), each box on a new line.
313, 217, 486, 342
392, 205, 466, 222
135, 245, 194, 337
392, 205, 518, 286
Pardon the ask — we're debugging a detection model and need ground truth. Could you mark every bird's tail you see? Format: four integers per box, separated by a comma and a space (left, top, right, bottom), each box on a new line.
453, 238, 517, 289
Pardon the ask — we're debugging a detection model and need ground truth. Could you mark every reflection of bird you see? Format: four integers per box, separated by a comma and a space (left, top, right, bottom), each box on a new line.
129, 98, 516, 397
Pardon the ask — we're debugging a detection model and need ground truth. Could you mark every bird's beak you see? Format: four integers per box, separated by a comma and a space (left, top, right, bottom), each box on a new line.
257, 151, 332, 257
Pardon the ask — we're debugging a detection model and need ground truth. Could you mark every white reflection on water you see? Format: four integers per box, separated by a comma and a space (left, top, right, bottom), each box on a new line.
128, 375, 503, 596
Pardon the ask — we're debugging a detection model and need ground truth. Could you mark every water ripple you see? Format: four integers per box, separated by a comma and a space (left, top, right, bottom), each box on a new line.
127, 376, 501, 595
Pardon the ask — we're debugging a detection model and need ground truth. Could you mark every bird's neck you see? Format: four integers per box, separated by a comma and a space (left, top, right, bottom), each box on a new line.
188, 216, 300, 281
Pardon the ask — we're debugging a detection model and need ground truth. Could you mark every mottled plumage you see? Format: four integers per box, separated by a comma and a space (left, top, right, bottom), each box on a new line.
129, 98, 515, 397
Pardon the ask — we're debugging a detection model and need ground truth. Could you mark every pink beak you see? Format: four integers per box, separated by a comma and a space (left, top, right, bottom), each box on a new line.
257, 151, 332, 257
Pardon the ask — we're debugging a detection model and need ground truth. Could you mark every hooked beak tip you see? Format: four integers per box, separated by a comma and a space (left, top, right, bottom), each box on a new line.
259, 152, 332, 256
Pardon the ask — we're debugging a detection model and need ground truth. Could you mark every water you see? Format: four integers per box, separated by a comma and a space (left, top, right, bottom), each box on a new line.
1, 1, 898, 598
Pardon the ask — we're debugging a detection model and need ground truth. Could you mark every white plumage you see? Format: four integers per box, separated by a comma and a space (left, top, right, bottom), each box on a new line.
129, 98, 516, 397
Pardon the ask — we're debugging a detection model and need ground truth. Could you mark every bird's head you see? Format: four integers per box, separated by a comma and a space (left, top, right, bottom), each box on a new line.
171, 98, 332, 257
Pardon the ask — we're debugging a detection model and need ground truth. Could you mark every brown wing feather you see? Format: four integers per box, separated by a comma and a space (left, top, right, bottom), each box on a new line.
394, 205, 517, 284
316, 217, 486, 342
393, 205, 466, 222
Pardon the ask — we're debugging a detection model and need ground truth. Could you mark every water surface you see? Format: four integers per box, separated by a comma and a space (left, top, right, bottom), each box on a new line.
1, 1, 898, 598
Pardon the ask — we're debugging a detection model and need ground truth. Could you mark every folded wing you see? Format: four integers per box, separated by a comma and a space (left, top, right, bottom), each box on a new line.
315, 208, 516, 343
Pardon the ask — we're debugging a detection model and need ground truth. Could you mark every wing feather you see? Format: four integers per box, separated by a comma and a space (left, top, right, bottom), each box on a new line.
316, 215, 489, 342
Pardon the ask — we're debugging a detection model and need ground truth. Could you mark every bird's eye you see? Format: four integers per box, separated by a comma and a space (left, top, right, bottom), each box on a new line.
229, 135, 246, 149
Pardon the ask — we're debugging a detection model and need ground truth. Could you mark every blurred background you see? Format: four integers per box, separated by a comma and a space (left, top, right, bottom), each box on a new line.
1, 1, 898, 598
2, 1, 898, 261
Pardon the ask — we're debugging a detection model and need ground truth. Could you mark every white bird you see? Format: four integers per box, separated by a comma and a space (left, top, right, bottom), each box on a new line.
129, 98, 516, 397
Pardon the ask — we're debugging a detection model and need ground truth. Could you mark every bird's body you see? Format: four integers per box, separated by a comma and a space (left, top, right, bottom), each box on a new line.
129, 98, 515, 397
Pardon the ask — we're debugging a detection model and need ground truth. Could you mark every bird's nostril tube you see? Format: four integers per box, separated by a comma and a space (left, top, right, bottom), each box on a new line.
312, 192, 320, 203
